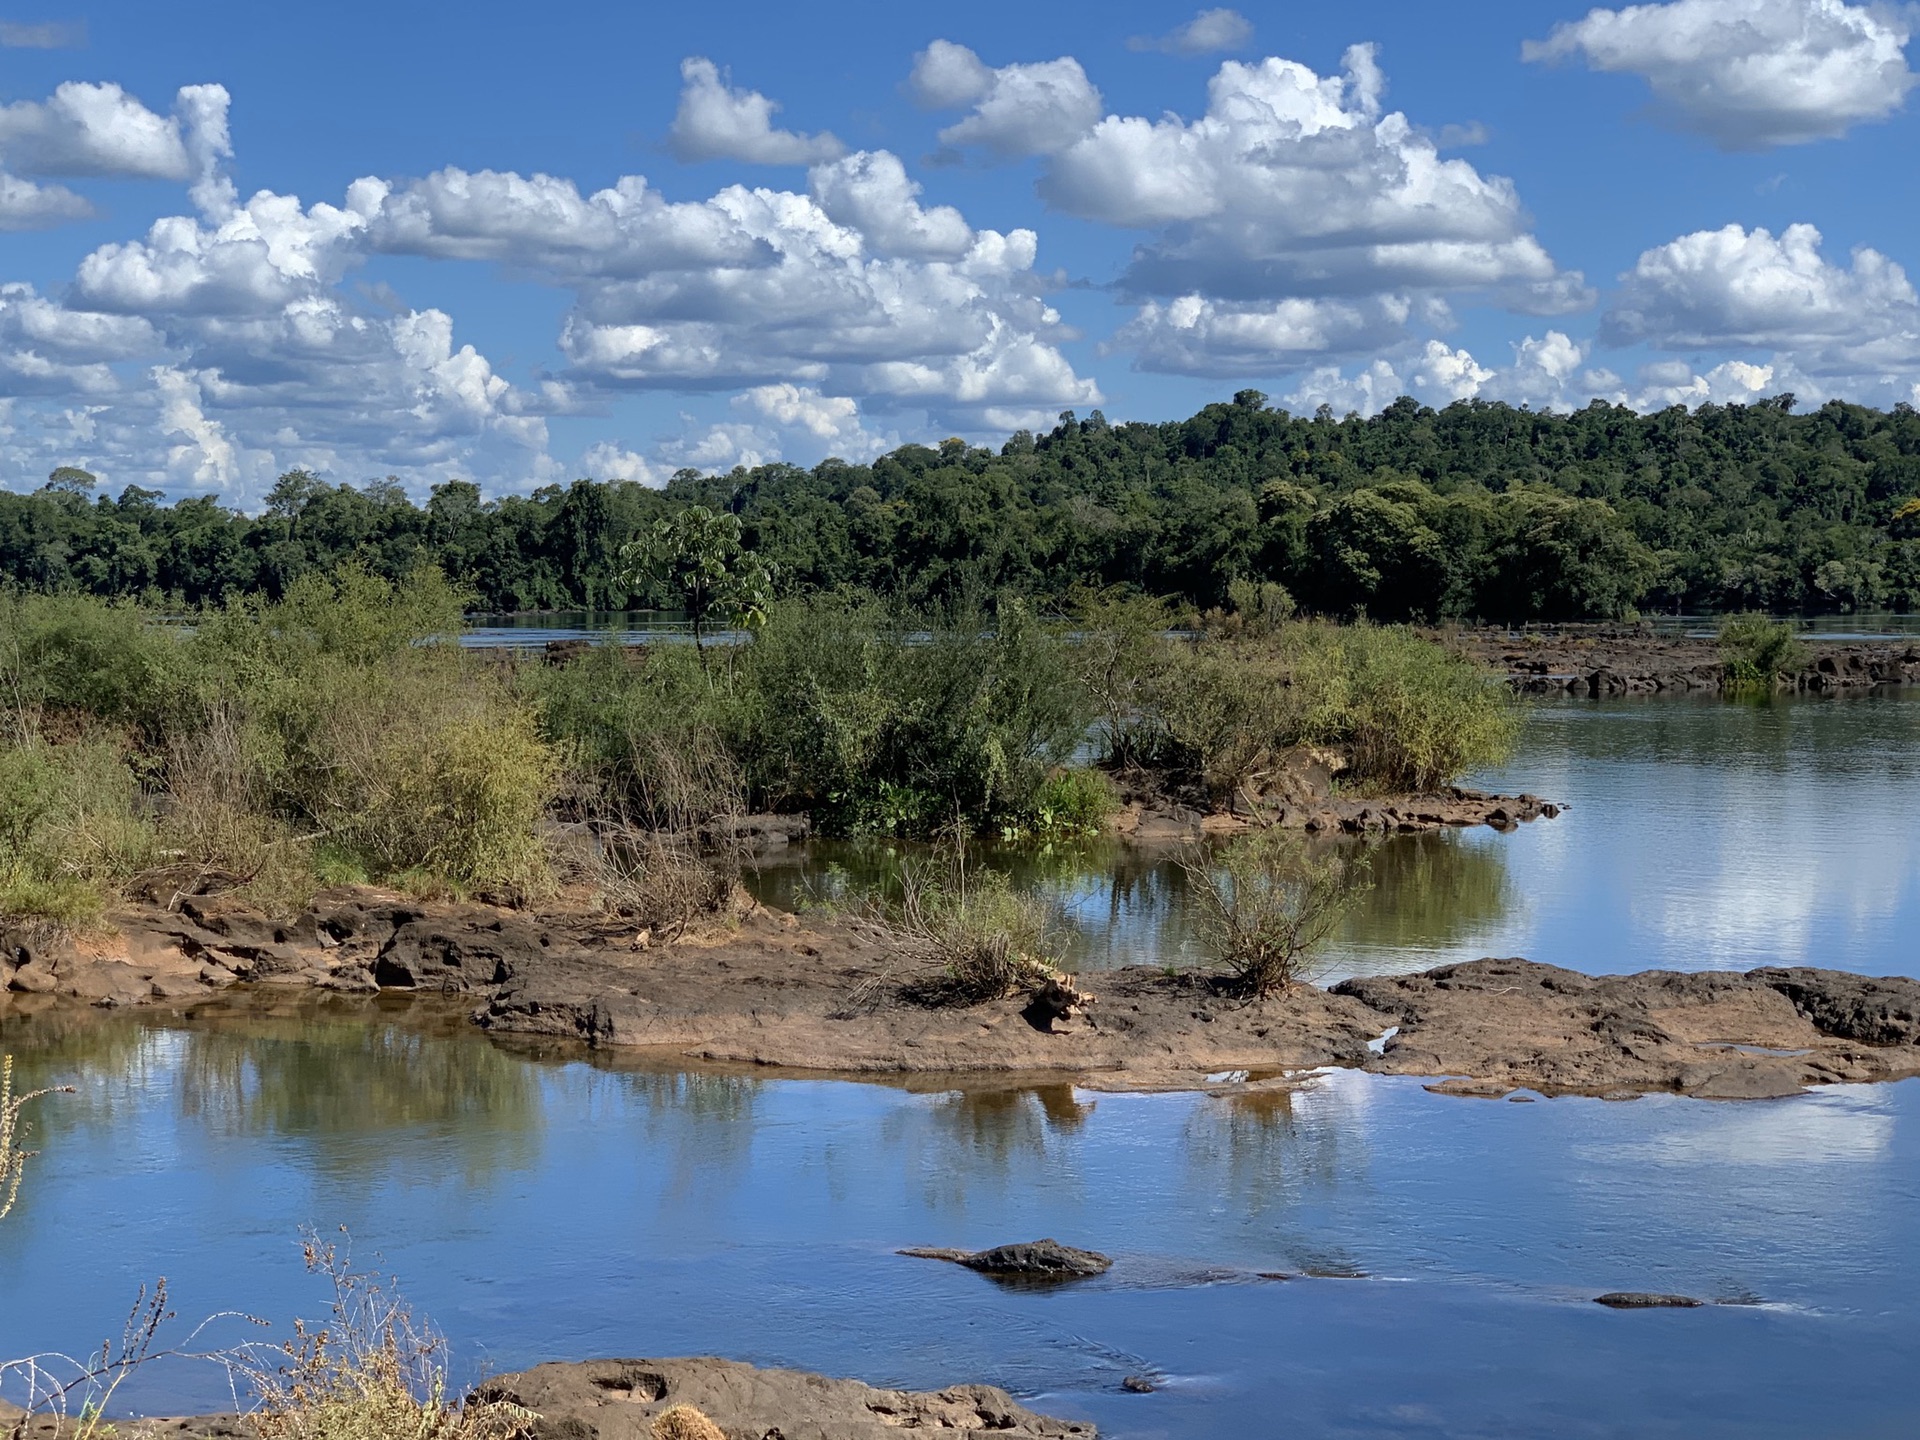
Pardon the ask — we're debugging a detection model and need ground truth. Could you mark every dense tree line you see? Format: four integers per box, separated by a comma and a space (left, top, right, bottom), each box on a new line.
6, 392, 1920, 619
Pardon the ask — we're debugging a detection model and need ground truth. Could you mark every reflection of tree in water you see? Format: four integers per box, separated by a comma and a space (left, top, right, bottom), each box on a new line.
172, 1010, 543, 1185
1180, 1083, 1362, 1265
884, 1084, 1093, 1212
1335, 832, 1516, 955
0, 1001, 547, 1191
1035, 833, 1516, 974
614, 1067, 764, 1198
1043, 846, 1207, 973
0, 1004, 159, 1125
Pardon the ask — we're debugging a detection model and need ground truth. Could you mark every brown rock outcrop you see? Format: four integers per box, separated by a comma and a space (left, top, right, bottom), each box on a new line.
1334, 957, 1920, 1097
8, 890, 1919, 1100
0, 1357, 1092, 1439
1449, 624, 1920, 696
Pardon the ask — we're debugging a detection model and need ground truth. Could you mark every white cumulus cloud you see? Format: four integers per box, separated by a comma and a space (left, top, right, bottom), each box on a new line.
1525, 0, 1915, 148
1112, 293, 1427, 375
913, 41, 1105, 158
1279, 331, 1624, 416
0, 171, 91, 230
669, 58, 845, 165
1605, 222, 1920, 370
1129, 8, 1254, 56
808, 150, 973, 260
0, 80, 227, 178
1632, 357, 1780, 408
1043, 45, 1578, 305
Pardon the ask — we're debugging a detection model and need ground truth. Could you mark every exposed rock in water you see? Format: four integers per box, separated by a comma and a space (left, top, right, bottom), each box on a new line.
1750, 967, 1920, 1046
1449, 624, 1920, 696
1108, 751, 1564, 841
1334, 958, 1920, 1098
479, 1357, 1096, 1439
1594, 1292, 1705, 1309
900, 1238, 1114, 1281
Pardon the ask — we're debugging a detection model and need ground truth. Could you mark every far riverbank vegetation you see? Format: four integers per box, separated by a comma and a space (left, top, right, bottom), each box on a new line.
7, 393, 1920, 621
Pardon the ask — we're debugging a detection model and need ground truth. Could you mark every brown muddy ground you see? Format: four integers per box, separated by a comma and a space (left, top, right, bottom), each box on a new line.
1447, 623, 1920, 696
6, 888, 1918, 1100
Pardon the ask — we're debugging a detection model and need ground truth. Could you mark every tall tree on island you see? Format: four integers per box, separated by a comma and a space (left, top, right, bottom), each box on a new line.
619, 505, 774, 670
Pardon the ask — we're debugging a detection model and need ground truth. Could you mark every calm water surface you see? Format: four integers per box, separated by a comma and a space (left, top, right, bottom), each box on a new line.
2, 694, 1917, 1438
756, 692, 1920, 982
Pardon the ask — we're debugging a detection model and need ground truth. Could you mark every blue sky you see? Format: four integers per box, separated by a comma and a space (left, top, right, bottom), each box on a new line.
1, 0, 1917, 504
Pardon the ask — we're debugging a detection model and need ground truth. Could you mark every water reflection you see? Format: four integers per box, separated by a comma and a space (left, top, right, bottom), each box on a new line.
1475, 693, 1920, 974
0, 999, 543, 1189
751, 691, 1920, 979
749, 827, 1519, 982
3, 1005, 1920, 1438
173, 1013, 542, 1185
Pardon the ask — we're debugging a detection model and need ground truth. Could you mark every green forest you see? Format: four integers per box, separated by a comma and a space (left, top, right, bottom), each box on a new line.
8, 391, 1920, 620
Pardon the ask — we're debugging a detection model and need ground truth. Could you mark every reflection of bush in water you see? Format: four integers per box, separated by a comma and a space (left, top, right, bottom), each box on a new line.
173, 1017, 542, 1183
620, 1069, 765, 1192
623, 1069, 760, 1122
1334, 832, 1516, 952
1181, 1087, 1351, 1226
886, 1086, 1092, 1198
1037, 834, 1513, 972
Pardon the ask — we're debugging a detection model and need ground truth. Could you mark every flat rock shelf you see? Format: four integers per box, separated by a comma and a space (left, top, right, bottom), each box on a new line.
6, 889, 1920, 1098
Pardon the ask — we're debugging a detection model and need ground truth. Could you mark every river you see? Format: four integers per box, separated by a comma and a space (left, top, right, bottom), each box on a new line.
2, 692, 1917, 1438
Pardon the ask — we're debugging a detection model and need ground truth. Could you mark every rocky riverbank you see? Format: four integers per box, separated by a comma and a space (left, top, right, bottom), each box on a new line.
1448, 624, 1920, 696
0, 1357, 1092, 1438
6, 888, 1918, 1099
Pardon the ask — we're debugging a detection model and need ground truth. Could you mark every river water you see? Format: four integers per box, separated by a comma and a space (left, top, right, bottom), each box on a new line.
2, 694, 1918, 1438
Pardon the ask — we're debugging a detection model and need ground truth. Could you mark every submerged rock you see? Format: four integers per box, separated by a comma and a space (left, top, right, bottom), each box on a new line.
901, 1238, 1113, 1280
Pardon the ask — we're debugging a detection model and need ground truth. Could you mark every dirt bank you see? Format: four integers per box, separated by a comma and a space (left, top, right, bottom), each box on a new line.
0, 1357, 1092, 1439
6, 890, 1918, 1099
1448, 623, 1920, 696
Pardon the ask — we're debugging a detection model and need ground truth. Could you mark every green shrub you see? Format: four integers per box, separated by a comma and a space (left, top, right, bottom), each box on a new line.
1132, 639, 1286, 790
1022, 767, 1118, 840
1100, 619, 1517, 796
0, 737, 156, 930
1066, 588, 1174, 766
727, 594, 1092, 836
0, 592, 186, 737
1718, 613, 1807, 690
1285, 622, 1522, 792
290, 664, 558, 898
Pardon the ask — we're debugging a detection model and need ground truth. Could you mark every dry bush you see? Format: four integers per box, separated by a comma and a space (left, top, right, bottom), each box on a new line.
588, 837, 735, 942
652, 1406, 725, 1440
867, 852, 1065, 1006
554, 715, 749, 939
1, 1054, 73, 1224
1181, 830, 1370, 998
241, 1232, 536, 1440
289, 663, 560, 902
150, 703, 319, 916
